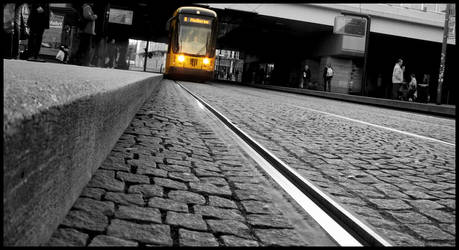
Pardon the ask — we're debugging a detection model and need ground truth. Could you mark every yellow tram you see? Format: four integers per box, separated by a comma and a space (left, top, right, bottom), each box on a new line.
164, 6, 218, 81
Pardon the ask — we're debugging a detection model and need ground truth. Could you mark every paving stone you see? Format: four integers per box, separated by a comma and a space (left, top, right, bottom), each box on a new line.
220, 235, 259, 247
194, 169, 225, 177
439, 223, 455, 236
345, 204, 384, 219
136, 165, 168, 177
254, 229, 307, 246
407, 200, 444, 210
100, 157, 131, 172
241, 200, 281, 214
196, 166, 222, 174
246, 214, 294, 228
234, 189, 271, 201
107, 219, 172, 246
377, 228, 424, 246
353, 189, 386, 198
168, 172, 200, 182
87, 170, 125, 192
419, 209, 455, 223
208, 196, 237, 209
194, 205, 244, 221
168, 190, 206, 204
159, 164, 191, 173
227, 176, 263, 184
166, 211, 207, 230
88, 235, 138, 246
80, 187, 105, 200
233, 182, 268, 191
148, 197, 188, 212
189, 182, 231, 196
219, 165, 247, 172
368, 199, 412, 210
388, 211, 432, 224
405, 224, 455, 241
154, 177, 188, 190
165, 159, 192, 167
61, 210, 108, 232
128, 184, 163, 198
437, 199, 455, 210
401, 191, 436, 200
199, 177, 229, 186
73, 197, 115, 216
127, 159, 157, 169
116, 172, 150, 184
207, 219, 251, 239
221, 171, 256, 177
115, 205, 162, 223
46, 228, 88, 246
179, 228, 219, 246
105, 192, 144, 206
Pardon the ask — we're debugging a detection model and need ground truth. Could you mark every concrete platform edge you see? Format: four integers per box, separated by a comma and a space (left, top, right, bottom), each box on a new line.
248, 83, 455, 118
3, 71, 163, 246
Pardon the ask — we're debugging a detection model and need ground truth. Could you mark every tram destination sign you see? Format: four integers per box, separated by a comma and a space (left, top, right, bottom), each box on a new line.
334, 16, 366, 37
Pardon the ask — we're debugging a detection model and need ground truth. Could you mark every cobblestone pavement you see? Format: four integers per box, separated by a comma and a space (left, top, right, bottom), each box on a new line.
182, 81, 456, 246
46, 80, 336, 246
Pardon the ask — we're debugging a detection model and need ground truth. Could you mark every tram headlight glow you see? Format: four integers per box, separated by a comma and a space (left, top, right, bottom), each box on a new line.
177, 55, 185, 62
203, 58, 210, 65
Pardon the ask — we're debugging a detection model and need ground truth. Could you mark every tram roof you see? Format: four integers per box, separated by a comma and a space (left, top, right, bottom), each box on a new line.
175, 6, 217, 18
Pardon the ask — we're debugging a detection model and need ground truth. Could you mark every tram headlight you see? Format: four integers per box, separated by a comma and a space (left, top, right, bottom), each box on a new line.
203, 58, 210, 65
177, 55, 185, 62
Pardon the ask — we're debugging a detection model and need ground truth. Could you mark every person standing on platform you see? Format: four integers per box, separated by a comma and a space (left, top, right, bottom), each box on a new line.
301, 64, 311, 89
323, 64, 334, 92
26, 2, 49, 61
391, 58, 404, 99
407, 73, 417, 102
76, 2, 97, 66
105, 38, 117, 68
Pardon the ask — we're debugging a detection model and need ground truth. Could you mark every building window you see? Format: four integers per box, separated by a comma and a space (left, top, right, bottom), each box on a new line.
423, 4, 437, 12
411, 4, 423, 10
437, 4, 447, 13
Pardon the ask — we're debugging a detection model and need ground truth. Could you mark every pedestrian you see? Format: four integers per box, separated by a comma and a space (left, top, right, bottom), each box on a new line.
14, 2, 30, 59
323, 64, 333, 92
105, 38, 117, 68
407, 73, 417, 102
417, 74, 429, 103
301, 64, 311, 89
26, 2, 49, 61
3, 3, 17, 58
391, 58, 404, 99
75, 2, 97, 66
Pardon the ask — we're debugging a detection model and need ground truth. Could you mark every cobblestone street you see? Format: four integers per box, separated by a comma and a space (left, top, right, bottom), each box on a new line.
182, 81, 456, 246
46, 80, 336, 246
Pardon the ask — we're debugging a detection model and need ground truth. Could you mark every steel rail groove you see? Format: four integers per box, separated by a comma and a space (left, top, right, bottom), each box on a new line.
176, 81, 391, 247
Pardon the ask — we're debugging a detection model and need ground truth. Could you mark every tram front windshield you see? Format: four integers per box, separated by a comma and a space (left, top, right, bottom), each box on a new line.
178, 22, 212, 56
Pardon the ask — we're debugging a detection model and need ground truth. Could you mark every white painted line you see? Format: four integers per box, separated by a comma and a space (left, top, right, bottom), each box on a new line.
289, 104, 455, 147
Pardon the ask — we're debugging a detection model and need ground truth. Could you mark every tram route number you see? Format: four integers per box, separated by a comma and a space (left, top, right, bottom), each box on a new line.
184, 16, 210, 25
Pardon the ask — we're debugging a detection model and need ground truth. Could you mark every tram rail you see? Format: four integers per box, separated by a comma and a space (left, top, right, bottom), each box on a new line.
176, 80, 392, 247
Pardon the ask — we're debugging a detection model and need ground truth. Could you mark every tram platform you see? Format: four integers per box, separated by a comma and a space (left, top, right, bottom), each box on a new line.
3, 59, 163, 245
246, 83, 455, 118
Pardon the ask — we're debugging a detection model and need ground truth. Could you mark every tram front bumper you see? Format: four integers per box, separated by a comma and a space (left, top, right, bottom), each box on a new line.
167, 66, 214, 81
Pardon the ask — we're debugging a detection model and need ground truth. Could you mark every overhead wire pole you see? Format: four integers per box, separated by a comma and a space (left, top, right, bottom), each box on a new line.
436, 3, 451, 105
143, 41, 149, 72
